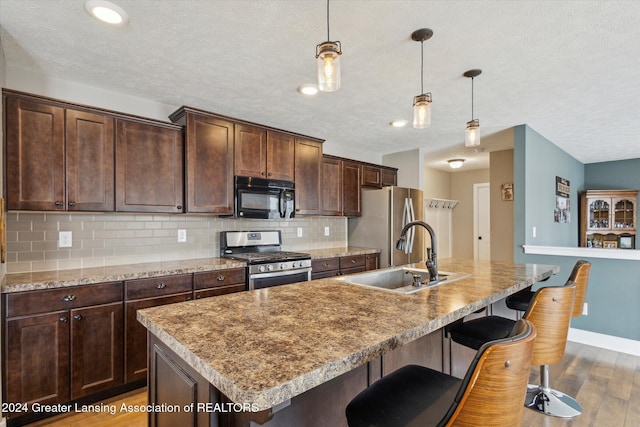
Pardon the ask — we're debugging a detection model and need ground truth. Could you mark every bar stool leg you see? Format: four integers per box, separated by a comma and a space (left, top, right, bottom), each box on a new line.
524, 365, 582, 418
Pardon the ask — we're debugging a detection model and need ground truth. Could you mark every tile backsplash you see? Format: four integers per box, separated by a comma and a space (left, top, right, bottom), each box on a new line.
6, 212, 347, 273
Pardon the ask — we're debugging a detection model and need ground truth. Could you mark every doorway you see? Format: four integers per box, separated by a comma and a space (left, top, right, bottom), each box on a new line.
474, 183, 490, 260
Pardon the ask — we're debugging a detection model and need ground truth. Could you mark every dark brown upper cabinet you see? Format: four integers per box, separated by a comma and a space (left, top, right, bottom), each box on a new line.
295, 138, 323, 215
321, 156, 343, 216
171, 107, 235, 214
115, 119, 184, 213
234, 125, 295, 182
4, 93, 114, 211
342, 160, 362, 217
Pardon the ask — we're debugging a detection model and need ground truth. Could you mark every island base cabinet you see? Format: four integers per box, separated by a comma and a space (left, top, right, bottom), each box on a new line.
148, 330, 443, 427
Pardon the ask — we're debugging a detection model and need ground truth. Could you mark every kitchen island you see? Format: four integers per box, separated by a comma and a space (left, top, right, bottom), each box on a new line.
137, 258, 558, 427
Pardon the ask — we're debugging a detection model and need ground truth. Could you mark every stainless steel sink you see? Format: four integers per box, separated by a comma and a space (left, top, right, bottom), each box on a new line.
336, 267, 471, 294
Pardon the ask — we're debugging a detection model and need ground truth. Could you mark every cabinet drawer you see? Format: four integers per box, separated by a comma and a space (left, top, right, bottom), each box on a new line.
312, 257, 340, 273
195, 284, 245, 299
340, 254, 366, 270
194, 268, 245, 290
5, 282, 123, 318
125, 274, 192, 300
311, 270, 341, 280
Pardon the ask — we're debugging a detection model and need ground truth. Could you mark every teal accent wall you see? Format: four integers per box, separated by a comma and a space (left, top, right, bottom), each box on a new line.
513, 125, 585, 247
514, 125, 640, 341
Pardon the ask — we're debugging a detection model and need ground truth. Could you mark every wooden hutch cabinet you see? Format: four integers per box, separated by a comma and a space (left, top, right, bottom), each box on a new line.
579, 190, 638, 248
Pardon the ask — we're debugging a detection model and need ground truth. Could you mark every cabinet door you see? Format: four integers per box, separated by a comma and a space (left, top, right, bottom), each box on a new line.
321, 157, 343, 215
365, 253, 380, 271
125, 294, 192, 383
381, 168, 397, 187
342, 161, 362, 217
66, 109, 115, 211
185, 114, 234, 213
234, 124, 267, 178
266, 131, 295, 181
70, 302, 124, 398
362, 165, 382, 188
116, 119, 184, 212
5, 97, 65, 210
612, 197, 636, 230
295, 139, 323, 215
5, 311, 70, 410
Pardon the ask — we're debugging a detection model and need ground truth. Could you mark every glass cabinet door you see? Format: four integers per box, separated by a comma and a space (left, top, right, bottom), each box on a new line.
588, 198, 610, 229
614, 198, 635, 229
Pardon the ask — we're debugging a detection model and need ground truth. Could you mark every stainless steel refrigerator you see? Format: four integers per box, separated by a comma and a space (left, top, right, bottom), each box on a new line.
348, 186, 424, 268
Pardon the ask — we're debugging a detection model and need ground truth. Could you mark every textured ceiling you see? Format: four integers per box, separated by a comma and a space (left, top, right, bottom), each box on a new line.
1, 0, 639, 171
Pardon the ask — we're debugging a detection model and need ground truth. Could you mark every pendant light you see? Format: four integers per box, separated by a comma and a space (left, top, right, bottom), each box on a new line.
316, 0, 342, 92
464, 69, 482, 147
411, 28, 433, 129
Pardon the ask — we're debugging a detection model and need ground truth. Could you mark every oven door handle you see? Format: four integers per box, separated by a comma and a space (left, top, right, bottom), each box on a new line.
251, 268, 311, 279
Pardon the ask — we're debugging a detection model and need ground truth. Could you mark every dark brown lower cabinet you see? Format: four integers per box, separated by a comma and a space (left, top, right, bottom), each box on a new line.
70, 302, 124, 398
311, 253, 379, 280
148, 329, 442, 427
5, 311, 71, 409
125, 293, 192, 384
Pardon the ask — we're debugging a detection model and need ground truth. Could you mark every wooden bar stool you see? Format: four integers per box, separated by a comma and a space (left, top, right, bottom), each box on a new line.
506, 259, 590, 314
345, 319, 536, 427
448, 281, 579, 418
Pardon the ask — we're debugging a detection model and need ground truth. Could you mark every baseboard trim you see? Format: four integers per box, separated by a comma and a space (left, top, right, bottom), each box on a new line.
568, 328, 640, 357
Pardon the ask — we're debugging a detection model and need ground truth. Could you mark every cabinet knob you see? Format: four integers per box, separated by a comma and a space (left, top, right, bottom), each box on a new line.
196, 295, 201, 299
217, 275, 225, 281
61, 295, 76, 302
59, 317, 68, 323
261, 172, 266, 176
177, 205, 182, 210
268, 172, 272, 177
73, 315, 82, 321
55, 201, 64, 207
156, 283, 166, 289
68, 201, 76, 207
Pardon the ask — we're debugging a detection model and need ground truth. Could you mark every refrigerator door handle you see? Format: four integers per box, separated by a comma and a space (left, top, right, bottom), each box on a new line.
403, 198, 413, 254
407, 197, 416, 253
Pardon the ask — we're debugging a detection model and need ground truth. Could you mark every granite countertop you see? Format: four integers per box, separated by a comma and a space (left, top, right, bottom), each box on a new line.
1, 258, 245, 293
0, 247, 380, 293
137, 258, 559, 411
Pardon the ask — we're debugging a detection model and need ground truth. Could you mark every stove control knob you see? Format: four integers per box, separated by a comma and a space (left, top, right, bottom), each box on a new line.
258, 265, 266, 272
291, 262, 297, 268
267, 265, 274, 271
280, 263, 286, 270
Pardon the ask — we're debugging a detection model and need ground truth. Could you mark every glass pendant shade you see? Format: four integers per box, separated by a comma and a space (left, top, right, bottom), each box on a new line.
317, 41, 341, 92
413, 93, 432, 129
465, 119, 481, 147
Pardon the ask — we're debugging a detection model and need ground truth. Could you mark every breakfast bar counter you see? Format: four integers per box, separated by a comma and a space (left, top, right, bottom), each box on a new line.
137, 258, 558, 426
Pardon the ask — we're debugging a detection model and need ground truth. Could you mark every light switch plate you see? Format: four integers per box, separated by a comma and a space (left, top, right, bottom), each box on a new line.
297, 227, 303, 237
178, 229, 187, 243
59, 231, 72, 248
324, 226, 330, 236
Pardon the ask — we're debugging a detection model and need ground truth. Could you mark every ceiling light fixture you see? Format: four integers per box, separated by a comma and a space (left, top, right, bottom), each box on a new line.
390, 119, 408, 128
85, 0, 128, 25
297, 84, 319, 96
464, 69, 482, 147
316, 0, 342, 92
448, 159, 465, 169
411, 28, 433, 129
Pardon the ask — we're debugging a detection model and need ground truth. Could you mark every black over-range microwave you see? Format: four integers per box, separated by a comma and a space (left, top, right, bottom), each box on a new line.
234, 176, 295, 219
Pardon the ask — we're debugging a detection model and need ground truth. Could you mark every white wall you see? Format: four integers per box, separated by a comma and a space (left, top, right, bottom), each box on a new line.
383, 148, 424, 189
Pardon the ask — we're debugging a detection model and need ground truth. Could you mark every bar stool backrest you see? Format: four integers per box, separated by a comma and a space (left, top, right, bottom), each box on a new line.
441, 319, 536, 427
523, 283, 576, 367
569, 260, 591, 318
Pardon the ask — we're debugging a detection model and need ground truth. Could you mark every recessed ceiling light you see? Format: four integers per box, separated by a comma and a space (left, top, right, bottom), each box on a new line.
297, 84, 319, 96
85, 0, 129, 25
390, 119, 408, 128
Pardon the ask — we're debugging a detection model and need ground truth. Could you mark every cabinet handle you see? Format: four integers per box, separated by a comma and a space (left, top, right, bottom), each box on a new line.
322, 262, 329, 267
61, 295, 76, 302
351, 259, 356, 264
59, 317, 68, 323
73, 315, 82, 321
268, 172, 272, 177
187, 296, 193, 301
68, 201, 76, 207
261, 172, 266, 176
55, 201, 64, 207
217, 275, 225, 281
177, 205, 182, 210
196, 295, 201, 299
156, 283, 166, 289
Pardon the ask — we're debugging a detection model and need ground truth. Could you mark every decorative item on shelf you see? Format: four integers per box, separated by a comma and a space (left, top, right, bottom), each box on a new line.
411, 28, 434, 129
447, 159, 465, 169
463, 69, 482, 147
501, 183, 514, 201
426, 198, 459, 209
316, 0, 342, 92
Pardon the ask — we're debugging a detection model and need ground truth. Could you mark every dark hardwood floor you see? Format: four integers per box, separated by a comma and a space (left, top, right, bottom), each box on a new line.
25, 341, 639, 427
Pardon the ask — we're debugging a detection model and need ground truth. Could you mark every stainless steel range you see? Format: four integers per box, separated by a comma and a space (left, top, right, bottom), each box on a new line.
220, 230, 312, 290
